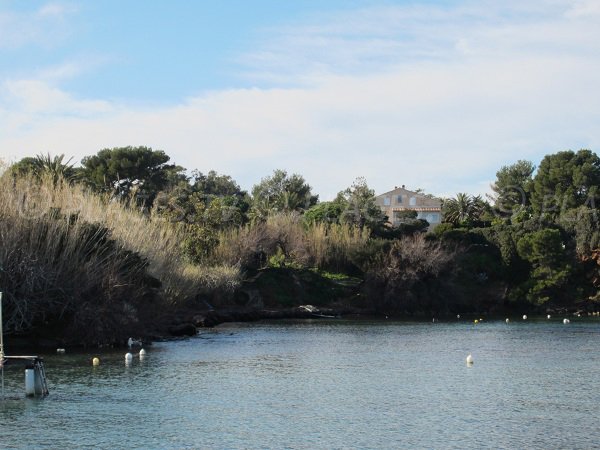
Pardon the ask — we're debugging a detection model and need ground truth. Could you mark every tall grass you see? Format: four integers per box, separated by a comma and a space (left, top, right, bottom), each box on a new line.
0, 173, 240, 343
212, 212, 372, 273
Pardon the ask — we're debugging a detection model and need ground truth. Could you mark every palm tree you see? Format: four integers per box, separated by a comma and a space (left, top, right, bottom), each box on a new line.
442, 193, 486, 225
32, 153, 76, 183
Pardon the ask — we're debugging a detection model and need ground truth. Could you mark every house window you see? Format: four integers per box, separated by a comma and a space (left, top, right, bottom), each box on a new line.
409, 197, 416, 206
397, 195, 403, 204
383, 196, 391, 206
430, 213, 440, 223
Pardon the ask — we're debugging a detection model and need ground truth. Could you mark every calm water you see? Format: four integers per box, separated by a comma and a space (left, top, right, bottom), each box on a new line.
2, 319, 600, 449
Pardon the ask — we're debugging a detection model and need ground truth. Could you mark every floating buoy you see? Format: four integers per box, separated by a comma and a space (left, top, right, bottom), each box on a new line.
474, 319, 479, 324
457, 314, 460, 319
563, 318, 570, 324
466, 354, 474, 364
57, 348, 66, 354
547, 314, 551, 319
92, 357, 100, 366
125, 352, 133, 363
139, 349, 146, 358
506, 318, 510, 323
522, 315, 527, 320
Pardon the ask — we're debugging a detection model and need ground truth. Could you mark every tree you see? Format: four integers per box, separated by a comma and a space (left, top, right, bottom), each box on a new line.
192, 170, 242, 197
9, 153, 76, 183
516, 228, 572, 304
490, 160, 535, 213
389, 210, 429, 235
303, 199, 347, 224
153, 170, 249, 262
250, 169, 318, 220
442, 193, 487, 226
531, 149, 600, 217
81, 146, 185, 208
339, 177, 386, 230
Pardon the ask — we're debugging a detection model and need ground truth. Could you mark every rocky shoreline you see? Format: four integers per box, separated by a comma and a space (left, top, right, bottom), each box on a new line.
165, 304, 373, 337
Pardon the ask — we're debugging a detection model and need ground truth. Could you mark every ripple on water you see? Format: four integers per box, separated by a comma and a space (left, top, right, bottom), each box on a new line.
2, 320, 600, 448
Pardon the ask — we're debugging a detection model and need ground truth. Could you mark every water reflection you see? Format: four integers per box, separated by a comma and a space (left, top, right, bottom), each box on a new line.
1, 320, 600, 448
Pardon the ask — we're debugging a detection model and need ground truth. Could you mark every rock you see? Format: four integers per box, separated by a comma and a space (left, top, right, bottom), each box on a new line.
168, 323, 197, 337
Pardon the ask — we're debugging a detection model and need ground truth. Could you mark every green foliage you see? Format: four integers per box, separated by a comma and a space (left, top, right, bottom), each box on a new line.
517, 228, 565, 267
9, 153, 76, 183
250, 169, 318, 220
559, 207, 600, 255
339, 177, 387, 231
515, 228, 572, 304
192, 170, 243, 196
303, 200, 346, 224
442, 193, 488, 226
490, 160, 534, 213
153, 170, 249, 263
531, 149, 600, 217
80, 146, 184, 205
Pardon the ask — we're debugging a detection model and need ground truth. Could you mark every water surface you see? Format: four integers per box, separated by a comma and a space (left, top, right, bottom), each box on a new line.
1, 319, 600, 449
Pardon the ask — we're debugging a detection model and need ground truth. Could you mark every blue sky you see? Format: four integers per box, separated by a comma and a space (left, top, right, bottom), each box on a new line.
1, 0, 600, 199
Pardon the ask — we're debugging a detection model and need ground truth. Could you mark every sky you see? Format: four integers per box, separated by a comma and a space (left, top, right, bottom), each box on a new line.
1, 0, 600, 200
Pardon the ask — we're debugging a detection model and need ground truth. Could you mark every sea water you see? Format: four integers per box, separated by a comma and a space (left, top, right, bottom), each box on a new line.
1, 319, 599, 449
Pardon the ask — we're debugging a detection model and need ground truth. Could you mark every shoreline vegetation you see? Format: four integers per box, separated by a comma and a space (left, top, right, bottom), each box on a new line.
2, 147, 600, 348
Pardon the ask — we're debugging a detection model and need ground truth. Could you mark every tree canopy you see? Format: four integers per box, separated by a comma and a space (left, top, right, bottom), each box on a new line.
442, 193, 487, 226
490, 160, 535, 213
339, 177, 386, 230
81, 146, 183, 194
531, 149, 600, 217
9, 153, 76, 183
250, 169, 318, 220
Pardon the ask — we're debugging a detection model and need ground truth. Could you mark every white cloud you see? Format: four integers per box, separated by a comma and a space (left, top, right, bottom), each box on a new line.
0, 2, 76, 49
565, 0, 600, 17
1, 0, 600, 199
1, 79, 112, 115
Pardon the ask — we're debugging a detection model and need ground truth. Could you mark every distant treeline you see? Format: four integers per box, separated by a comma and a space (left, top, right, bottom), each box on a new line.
1, 147, 600, 344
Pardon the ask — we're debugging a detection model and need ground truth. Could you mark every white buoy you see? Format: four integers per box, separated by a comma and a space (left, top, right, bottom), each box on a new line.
92, 357, 100, 366
506, 318, 510, 323
125, 352, 133, 363
563, 318, 570, 324
56, 348, 65, 354
547, 314, 551, 319
522, 315, 527, 320
457, 314, 460, 319
139, 349, 146, 358
466, 354, 474, 365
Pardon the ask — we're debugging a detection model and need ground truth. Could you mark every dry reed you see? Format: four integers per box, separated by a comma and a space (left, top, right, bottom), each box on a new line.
0, 173, 240, 343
